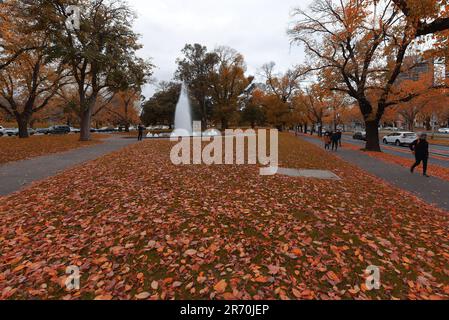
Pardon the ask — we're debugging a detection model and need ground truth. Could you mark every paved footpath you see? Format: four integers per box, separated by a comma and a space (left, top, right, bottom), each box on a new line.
340, 135, 449, 168
0, 136, 138, 196
299, 135, 449, 212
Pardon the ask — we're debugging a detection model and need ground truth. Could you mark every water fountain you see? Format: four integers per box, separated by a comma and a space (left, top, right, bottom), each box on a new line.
171, 83, 193, 137
146, 83, 221, 138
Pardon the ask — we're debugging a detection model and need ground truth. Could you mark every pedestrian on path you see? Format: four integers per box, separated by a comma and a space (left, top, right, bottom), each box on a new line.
138, 124, 145, 141
331, 131, 340, 151
410, 133, 430, 177
324, 131, 331, 150
337, 130, 343, 147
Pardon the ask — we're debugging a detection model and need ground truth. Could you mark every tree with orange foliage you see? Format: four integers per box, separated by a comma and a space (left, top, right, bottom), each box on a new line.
40, 0, 152, 141
290, 0, 449, 151
0, 1, 70, 138
391, 72, 439, 131
240, 88, 267, 128
95, 90, 141, 131
209, 47, 253, 129
294, 83, 346, 135
260, 62, 304, 130
0, 1, 32, 71
340, 104, 364, 129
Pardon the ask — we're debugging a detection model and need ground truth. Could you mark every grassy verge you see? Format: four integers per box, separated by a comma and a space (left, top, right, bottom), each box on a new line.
0, 134, 108, 165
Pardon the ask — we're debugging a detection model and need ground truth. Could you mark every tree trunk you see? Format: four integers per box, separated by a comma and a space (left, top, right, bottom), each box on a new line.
17, 115, 30, 139
365, 120, 381, 151
425, 117, 431, 131
221, 118, 228, 131
125, 123, 130, 132
80, 108, 92, 141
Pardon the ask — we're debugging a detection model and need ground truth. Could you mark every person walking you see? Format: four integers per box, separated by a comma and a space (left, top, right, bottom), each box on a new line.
324, 131, 331, 150
410, 133, 430, 177
137, 124, 145, 141
331, 131, 339, 151
336, 130, 343, 147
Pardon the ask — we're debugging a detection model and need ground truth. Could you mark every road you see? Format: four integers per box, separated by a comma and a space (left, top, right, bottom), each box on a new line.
341, 135, 449, 168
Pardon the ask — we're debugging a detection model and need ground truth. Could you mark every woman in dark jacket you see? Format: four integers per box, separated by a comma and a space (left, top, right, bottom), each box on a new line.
410, 133, 430, 177
331, 131, 340, 151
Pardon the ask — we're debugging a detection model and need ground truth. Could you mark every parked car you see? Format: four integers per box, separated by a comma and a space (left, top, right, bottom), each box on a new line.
48, 125, 71, 135
70, 127, 80, 133
0, 126, 5, 136
4, 128, 18, 136
383, 132, 418, 146
382, 127, 401, 131
438, 128, 449, 134
353, 131, 367, 141
97, 127, 116, 133
36, 128, 50, 135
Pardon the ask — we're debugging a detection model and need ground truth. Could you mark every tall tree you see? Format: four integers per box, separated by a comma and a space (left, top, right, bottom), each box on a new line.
393, 73, 436, 131
261, 62, 304, 103
0, 0, 34, 71
260, 62, 304, 129
175, 44, 219, 127
97, 90, 141, 131
0, 46, 69, 137
0, 1, 70, 138
295, 84, 329, 135
290, 0, 449, 151
45, 0, 152, 141
209, 46, 253, 129
141, 82, 181, 128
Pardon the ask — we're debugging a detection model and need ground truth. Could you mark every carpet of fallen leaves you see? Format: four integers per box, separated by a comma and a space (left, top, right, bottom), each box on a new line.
0, 134, 105, 165
343, 144, 449, 183
0, 134, 448, 300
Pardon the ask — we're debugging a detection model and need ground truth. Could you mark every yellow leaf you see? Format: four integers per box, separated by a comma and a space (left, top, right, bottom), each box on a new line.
135, 292, 151, 300
213, 280, 227, 293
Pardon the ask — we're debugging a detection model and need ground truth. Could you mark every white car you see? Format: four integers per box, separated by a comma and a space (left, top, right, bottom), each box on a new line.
383, 132, 418, 146
0, 126, 5, 136
4, 128, 19, 136
438, 128, 449, 134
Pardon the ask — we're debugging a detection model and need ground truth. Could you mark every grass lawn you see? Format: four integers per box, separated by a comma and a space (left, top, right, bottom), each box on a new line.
0, 134, 448, 300
0, 134, 108, 165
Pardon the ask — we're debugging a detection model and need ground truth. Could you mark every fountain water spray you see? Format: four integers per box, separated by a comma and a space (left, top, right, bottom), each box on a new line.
172, 83, 193, 137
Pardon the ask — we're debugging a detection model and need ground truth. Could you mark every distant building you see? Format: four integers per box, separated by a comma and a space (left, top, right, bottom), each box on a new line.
397, 56, 435, 84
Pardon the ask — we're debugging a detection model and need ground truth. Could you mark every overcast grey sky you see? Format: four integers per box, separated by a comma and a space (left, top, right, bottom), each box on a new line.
127, 0, 311, 98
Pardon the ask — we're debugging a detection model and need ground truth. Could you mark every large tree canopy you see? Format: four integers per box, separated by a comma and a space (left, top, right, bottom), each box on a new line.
42, 0, 152, 141
290, 0, 449, 151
